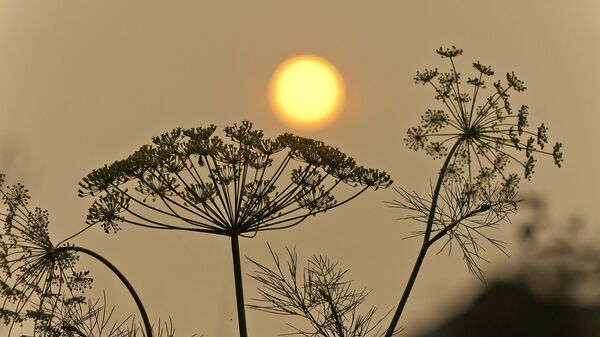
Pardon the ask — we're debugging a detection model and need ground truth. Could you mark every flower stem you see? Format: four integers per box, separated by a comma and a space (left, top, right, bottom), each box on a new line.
231, 234, 249, 337
53, 246, 153, 337
384, 139, 462, 337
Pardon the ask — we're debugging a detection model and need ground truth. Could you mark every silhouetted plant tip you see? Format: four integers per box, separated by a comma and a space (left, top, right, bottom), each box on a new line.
383, 46, 564, 337
79, 121, 392, 337
249, 245, 402, 337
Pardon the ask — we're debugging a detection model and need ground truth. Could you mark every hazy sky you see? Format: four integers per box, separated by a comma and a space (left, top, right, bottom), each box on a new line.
1, 1, 599, 336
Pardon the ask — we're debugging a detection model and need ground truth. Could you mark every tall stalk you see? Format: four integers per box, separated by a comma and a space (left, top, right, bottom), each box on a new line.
231, 234, 248, 337
387, 45, 563, 336
384, 139, 462, 337
52, 246, 153, 337
79, 122, 392, 337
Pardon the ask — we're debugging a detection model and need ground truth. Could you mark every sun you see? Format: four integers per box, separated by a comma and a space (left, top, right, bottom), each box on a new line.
269, 55, 345, 130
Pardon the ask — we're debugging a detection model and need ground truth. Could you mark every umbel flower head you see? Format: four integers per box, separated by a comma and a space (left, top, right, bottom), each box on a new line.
80, 121, 391, 337
393, 46, 564, 280
0, 174, 92, 336
408, 46, 563, 195
79, 121, 392, 237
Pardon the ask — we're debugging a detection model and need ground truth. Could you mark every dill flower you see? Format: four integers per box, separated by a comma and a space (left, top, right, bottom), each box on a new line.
399, 46, 563, 275
0, 174, 92, 336
384, 46, 564, 337
79, 121, 392, 337
79, 121, 392, 236
407, 46, 563, 195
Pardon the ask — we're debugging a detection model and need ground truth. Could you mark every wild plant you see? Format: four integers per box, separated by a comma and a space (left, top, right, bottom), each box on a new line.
0, 46, 565, 337
383, 46, 563, 336
247, 245, 402, 337
0, 174, 156, 337
78, 121, 392, 337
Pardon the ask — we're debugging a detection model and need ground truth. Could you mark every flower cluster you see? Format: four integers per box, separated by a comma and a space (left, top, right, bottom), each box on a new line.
79, 121, 392, 237
396, 46, 564, 279
407, 46, 563, 198
0, 174, 92, 336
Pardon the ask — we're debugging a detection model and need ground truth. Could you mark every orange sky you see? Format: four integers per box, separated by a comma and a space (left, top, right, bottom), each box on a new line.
1, 1, 599, 336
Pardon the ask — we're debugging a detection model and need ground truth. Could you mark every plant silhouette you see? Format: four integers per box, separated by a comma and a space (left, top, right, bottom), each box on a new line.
0, 174, 160, 337
0, 47, 567, 337
383, 46, 563, 336
78, 121, 392, 337
248, 245, 403, 337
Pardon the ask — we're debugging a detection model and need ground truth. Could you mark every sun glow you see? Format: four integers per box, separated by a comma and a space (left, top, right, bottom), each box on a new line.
269, 55, 345, 130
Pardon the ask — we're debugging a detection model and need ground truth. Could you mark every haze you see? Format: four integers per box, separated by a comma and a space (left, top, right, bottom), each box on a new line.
0, 1, 598, 336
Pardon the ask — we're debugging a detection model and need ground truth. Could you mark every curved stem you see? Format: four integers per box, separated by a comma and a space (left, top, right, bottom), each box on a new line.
53, 246, 153, 337
384, 139, 463, 337
231, 234, 248, 337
